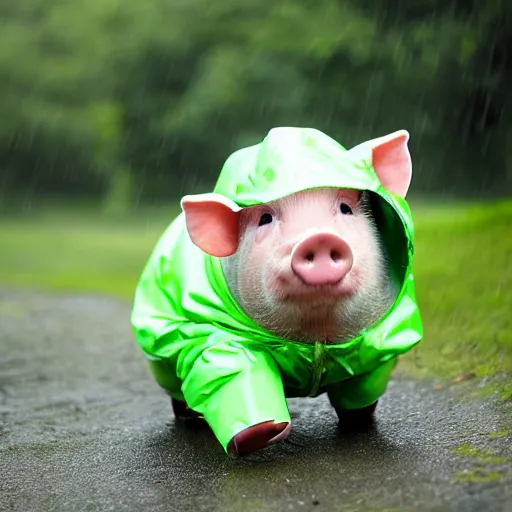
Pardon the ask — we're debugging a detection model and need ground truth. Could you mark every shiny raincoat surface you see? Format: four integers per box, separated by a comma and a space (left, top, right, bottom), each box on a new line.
131, 127, 423, 453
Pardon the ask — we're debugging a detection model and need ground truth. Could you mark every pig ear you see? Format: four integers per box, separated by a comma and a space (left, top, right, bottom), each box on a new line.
350, 130, 412, 198
180, 193, 242, 257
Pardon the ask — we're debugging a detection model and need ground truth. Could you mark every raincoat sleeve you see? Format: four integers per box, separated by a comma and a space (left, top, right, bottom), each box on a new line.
179, 337, 291, 451
326, 357, 398, 410
130, 220, 291, 453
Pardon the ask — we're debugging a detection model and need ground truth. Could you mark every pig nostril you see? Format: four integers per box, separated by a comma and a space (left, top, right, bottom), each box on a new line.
305, 252, 315, 262
330, 250, 341, 262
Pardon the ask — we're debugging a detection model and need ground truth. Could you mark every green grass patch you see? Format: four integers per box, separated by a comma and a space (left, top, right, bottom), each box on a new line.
450, 443, 507, 464
489, 429, 512, 440
400, 199, 512, 394
0, 199, 510, 388
0, 203, 179, 299
451, 442, 508, 484
454, 467, 504, 484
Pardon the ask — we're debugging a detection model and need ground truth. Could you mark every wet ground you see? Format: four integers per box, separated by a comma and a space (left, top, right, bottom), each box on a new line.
0, 287, 511, 512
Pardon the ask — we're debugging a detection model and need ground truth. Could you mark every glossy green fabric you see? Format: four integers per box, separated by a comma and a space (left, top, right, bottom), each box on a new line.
131, 127, 423, 453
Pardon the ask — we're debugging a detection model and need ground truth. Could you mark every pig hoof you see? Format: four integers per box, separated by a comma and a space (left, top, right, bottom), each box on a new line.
335, 401, 378, 432
227, 421, 291, 457
171, 398, 204, 421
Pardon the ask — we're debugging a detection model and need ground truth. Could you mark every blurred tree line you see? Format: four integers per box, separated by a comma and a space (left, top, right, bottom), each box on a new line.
0, 0, 510, 214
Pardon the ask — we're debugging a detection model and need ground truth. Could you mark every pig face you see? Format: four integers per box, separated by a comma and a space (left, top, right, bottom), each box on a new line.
220, 187, 399, 343
181, 129, 412, 343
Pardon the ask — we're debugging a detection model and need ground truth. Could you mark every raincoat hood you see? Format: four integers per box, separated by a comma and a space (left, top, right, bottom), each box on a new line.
214, 126, 398, 206
187, 126, 421, 354
131, 127, 423, 453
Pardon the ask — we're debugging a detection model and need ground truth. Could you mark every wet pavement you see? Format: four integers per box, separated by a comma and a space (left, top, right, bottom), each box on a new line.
0, 287, 511, 512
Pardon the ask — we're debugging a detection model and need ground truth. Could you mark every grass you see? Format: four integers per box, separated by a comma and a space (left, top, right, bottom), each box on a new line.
450, 444, 507, 464
450, 442, 508, 484
454, 468, 504, 484
0, 198, 511, 393
0, 203, 180, 299
400, 199, 512, 398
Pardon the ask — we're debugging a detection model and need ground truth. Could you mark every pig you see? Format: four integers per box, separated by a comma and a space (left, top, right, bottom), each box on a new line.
131, 127, 423, 457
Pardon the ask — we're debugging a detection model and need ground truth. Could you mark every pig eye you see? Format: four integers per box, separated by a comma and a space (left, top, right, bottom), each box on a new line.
258, 213, 273, 226
340, 203, 353, 215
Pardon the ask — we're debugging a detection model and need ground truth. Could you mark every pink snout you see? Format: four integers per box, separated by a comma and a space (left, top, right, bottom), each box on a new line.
291, 232, 353, 286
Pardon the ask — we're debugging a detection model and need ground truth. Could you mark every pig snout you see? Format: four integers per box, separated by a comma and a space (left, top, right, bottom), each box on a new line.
291, 232, 353, 286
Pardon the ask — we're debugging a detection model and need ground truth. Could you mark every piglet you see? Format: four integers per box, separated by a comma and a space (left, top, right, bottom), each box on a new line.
131, 127, 423, 457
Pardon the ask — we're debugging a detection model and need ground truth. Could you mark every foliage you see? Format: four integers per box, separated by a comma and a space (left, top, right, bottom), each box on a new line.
0, 0, 511, 211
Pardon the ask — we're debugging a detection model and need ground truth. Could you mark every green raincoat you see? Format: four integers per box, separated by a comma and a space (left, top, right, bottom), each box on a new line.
131, 127, 423, 453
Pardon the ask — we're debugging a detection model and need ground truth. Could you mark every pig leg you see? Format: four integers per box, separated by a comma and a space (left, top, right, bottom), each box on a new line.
179, 342, 291, 457
333, 401, 379, 432
171, 397, 205, 421
326, 358, 397, 431
145, 357, 205, 420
